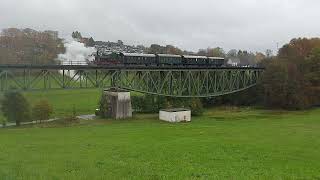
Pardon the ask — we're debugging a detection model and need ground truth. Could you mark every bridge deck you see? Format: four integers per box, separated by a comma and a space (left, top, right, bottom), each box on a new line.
0, 64, 265, 70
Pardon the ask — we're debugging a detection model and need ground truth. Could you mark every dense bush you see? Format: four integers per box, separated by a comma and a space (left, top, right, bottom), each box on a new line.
203, 86, 262, 107
187, 98, 204, 116
1, 117, 7, 127
98, 92, 109, 118
32, 99, 53, 123
132, 95, 204, 115
0, 91, 31, 126
132, 95, 166, 113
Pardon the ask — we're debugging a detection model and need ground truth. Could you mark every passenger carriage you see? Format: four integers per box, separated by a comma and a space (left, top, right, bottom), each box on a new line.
157, 54, 182, 66
183, 55, 207, 66
93, 51, 225, 67
208, 57, 225, 67
121, 53, 157, 66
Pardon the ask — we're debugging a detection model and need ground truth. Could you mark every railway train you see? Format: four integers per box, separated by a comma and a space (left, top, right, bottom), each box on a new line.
92, 52, 225, 67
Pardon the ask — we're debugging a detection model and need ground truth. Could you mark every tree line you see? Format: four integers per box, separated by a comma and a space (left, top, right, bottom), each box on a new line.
261, 38, 320, 109
145, 44, 269, 66
215, 38, 320, 109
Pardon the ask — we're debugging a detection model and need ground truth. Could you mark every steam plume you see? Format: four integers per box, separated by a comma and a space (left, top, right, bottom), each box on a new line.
58, 40, 96, 65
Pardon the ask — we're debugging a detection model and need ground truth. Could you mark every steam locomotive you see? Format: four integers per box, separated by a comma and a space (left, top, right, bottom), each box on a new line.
92, 52, 225, 67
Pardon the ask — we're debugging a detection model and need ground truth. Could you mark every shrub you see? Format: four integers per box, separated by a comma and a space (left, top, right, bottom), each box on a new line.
1, 117, 7, 128
0, 91, 31, 126
131, 95, 145, 112
168, 97, 204, 115
132, 95, 165, 113
32, 99, 53, 123
55, 105, 79, 126
188, 98, 204, 116
98, 92, 109, 118
132, 95, 204, 115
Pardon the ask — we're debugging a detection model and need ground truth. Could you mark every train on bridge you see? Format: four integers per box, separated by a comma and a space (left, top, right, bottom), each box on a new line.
92, 52, 225, 67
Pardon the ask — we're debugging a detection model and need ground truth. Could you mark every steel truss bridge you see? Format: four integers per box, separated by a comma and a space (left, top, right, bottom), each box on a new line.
0, 65, 264, 97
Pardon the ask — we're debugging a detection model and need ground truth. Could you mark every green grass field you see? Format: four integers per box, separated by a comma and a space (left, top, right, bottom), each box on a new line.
0, 89, 102, 121
0, 107, 320, 179
24, 89, 102, 117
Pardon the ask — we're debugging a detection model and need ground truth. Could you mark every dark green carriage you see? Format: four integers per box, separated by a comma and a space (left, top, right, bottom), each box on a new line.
183, 55, 208, 66
95, 51, 225, 67
208, 57, 225, 67
122, 53, 157, 65
157, 54, 182, 66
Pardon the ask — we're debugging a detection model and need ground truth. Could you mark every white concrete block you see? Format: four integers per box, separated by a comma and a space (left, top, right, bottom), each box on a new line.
159, 108, 191, 123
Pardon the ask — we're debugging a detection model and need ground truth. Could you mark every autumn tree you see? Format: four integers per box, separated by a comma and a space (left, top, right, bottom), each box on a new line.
0, 28, 65, 64
255, 52, 266, 64
196, 47, 226, 57
261, 59, 308, 109
207, 47, 225, 57
165, 45, 183, 55
146, 44, 183, 55
146, 44, 166, 54
302, 48, 320, 105
278, 38, 320, 61
32, 99, 53, 123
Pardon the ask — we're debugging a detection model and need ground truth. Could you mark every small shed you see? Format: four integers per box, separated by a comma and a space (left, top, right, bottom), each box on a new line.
159, 108, 191, 123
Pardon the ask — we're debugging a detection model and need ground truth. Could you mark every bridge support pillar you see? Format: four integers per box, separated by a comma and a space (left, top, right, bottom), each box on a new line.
104, 88, 132, 119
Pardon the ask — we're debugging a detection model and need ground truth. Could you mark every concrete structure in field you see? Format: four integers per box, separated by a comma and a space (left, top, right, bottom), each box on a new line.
104, 89, 132, 119
159, 108, 191, 123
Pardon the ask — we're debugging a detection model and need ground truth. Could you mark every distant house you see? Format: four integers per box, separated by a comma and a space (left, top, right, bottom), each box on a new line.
94, 40, 145, 54
227, 57, 240, 66
79, 37, 89, 44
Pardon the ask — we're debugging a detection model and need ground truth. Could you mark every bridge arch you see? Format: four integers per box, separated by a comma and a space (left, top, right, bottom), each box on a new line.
114, 68, 263, 97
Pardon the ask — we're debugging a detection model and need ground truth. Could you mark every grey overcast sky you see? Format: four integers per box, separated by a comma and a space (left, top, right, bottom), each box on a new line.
1, 0, 320, 53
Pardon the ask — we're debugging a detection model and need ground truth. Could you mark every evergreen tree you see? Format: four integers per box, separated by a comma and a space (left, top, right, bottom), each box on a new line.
1, 91, 31, 126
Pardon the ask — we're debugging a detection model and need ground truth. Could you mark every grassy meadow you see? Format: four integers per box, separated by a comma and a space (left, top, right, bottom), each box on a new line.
0, 103, 320, 179
23, 89, 102, 117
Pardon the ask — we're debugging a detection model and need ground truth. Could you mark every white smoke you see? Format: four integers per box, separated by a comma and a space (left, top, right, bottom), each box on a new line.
57, 40, 96, 79
58, 40, 96, 65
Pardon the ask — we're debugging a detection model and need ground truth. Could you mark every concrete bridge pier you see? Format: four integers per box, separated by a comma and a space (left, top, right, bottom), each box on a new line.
104, 88, 132, 119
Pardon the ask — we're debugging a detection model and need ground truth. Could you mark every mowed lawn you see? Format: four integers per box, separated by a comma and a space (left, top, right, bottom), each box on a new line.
0, 108, 320, 179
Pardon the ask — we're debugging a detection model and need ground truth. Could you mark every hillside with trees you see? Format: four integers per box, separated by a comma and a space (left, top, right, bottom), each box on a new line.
261, 38, 320, 109
0, 28, 65, 64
